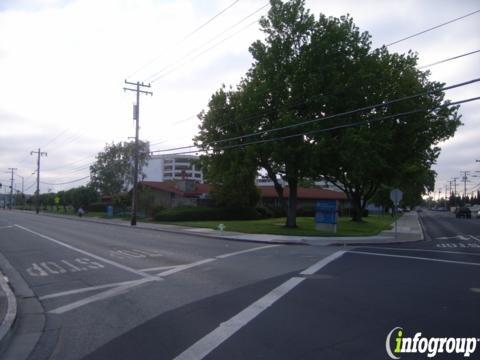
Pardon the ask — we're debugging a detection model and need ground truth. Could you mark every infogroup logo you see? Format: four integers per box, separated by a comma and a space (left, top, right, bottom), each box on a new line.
385, 327, 479, 359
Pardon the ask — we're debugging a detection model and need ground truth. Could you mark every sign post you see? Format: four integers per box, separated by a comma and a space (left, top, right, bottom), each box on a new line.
315, 200, 338, 233
389, 189, 403, 240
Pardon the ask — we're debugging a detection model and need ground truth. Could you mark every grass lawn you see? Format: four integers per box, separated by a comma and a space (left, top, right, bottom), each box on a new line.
160, 215, 396, 237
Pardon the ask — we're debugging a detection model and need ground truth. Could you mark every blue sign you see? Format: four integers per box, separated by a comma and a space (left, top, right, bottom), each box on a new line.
107, 205, 113, 218
315, 200, 337, 225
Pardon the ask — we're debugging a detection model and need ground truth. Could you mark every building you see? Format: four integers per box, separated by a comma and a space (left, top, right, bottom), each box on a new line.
258, 186, 347, 210
139, 180, 210, 209
139, 180, 346, 210
143, 154, 203, 183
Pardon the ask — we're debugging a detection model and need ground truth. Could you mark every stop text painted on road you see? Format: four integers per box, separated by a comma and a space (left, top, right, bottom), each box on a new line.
27, 258, 105, 276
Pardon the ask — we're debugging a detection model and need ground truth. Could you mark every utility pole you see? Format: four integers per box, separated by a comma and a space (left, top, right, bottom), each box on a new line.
7, 168, 17, 209
123, 80, 153, 226
460, 171, 470, 199
452, 177, 458, 197
31, 149, 47, 214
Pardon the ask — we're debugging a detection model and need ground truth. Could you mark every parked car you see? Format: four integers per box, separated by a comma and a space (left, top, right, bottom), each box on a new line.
455, 207, 471, 219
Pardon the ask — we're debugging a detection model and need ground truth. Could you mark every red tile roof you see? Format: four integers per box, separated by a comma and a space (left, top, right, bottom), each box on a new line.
140, 181, 211, 197
140, 181, 346, 200
258, 186, 346, 200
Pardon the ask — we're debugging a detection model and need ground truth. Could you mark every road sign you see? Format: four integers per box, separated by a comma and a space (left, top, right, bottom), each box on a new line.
390, 189, 403, 206
315, 200, 338, 233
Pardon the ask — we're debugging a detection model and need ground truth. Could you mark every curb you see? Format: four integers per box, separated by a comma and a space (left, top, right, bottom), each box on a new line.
0, 272, 16, 345
13, 210, 424, 247
0, 251, 46, 360
21, 211, 307, 246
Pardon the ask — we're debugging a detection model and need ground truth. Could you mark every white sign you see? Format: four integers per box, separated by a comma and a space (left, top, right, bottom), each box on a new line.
390, 189, 403, 206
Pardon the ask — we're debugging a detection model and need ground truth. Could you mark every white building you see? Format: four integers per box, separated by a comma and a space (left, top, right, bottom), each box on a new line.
143, 154, 204, 183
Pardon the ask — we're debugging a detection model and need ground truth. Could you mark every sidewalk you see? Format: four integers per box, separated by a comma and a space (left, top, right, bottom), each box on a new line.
37, 210, 424, 246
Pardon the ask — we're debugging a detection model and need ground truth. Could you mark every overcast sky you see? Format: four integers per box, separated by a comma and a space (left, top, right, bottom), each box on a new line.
0, 0, 479, 198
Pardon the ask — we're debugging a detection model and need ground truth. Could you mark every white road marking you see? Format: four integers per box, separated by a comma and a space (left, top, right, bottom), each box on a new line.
174, 250, 345, 360
157, 258, 215, 276
360, 246, 480, 256
49, 277, 158, 314
14, 224, 156, 279
349, 250, 480, 266
300, 250, 346, 275
469, 234, 480, 243
40, 243, 283, 314
156, 245, 281, 277
138, 265, 179, 272
215, 245, 280, 259
0, 225, 13, 230
39, 280, 143, 300
109, 248, 163, 259
174, 277, 305, 360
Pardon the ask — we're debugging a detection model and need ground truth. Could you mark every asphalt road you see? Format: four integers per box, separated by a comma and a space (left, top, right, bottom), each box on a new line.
0, 210, 479, 360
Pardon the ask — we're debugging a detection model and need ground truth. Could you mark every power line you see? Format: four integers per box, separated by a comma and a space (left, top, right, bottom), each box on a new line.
159, 96, 479, 156
127, 0, 241, 80
40, 175, 90, 186
386, 9, 480, 47
151, 77, 480, 154
418, 49, 480, 69
150, 18, 260, 83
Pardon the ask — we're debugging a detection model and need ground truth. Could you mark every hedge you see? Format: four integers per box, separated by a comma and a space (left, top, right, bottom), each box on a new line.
154, 206, 261, 221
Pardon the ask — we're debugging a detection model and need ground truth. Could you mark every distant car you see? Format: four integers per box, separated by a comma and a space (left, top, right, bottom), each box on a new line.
455, 207, 471, 219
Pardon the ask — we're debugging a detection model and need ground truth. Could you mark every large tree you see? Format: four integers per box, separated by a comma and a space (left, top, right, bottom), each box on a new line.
89, 141, 150, 195
196, 0, 460, 226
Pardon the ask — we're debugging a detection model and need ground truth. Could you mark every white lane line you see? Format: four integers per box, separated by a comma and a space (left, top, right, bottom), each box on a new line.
300, 250, 346, 275
174, 277, 305, 360
14, 224, 155, 279
156, 245, 281, 277
216, 245, 280, 259
349, 250, 480, 266
0, 225, 13, 230
39, 280, 144, 300
138, 265, 179, 272
43, 243, 282, 313
49, 278, 157, 314
469, 234, 480, 243
360, 246, 480, 256
157, 259, 215, 277
174, 250, 345, 360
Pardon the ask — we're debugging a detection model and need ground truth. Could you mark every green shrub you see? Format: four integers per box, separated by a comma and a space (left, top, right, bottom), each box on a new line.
154, 206, 261, 221
87, 202, 108, 212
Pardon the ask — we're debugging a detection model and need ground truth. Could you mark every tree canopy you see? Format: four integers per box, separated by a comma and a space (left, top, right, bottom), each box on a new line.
195, 0, 461, 225
89, 141, 150, 195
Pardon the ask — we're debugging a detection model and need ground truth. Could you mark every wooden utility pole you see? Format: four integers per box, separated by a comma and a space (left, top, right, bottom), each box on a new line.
8, 168, 17, 209
31, 149, 47, 214
123, 80, 152, 226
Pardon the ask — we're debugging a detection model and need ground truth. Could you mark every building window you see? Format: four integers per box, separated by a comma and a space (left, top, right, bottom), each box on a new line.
164, 166, 172, 171
164, 173, 172, 177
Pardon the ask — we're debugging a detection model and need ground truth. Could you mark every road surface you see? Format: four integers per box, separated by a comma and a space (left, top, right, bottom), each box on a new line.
0, 210, 478, 359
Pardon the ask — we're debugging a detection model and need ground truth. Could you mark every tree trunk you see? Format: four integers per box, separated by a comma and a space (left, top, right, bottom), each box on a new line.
263, 163, 288, 214
351, 191, 363, 222
285, 178, 298, 228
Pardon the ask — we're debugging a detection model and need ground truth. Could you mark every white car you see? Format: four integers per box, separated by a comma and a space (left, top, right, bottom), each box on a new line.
468, 205, 480, 218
